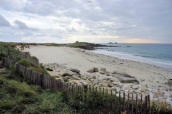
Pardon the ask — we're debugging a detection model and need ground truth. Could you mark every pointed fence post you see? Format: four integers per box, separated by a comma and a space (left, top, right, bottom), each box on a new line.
144, 96, 148, 114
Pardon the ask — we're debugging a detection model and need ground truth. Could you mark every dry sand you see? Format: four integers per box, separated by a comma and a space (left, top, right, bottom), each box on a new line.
24, 45, 172, 104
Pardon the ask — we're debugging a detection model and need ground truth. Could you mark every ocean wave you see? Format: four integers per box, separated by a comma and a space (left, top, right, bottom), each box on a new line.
92, 49, 172, 70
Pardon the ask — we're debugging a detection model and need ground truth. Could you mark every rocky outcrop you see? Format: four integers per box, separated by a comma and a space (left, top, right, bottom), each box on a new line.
70, 68, 80, 74
87, 67, 99, 73
62, 70, 74, 77
99, 68, 110, 76
112, 72, 139, 84
100, 68, 106, 74
168, 79, 172, 86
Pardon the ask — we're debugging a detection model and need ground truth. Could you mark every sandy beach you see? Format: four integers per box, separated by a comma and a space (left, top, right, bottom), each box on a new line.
24, 45, 172, 104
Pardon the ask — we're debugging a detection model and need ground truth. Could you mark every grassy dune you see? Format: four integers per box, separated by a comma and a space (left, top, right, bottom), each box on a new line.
0, 68, 74, 114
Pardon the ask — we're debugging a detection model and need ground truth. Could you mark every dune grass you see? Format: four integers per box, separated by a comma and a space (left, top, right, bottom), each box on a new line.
0, 68, 75, 114
17, 58, 48, 74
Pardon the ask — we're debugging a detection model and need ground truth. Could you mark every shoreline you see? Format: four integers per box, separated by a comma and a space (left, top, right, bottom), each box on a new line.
93, 49, 172, 71
24, 45, 172, 105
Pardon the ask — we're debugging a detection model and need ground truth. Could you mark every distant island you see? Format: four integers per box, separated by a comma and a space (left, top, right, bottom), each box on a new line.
108, 42, 118, 44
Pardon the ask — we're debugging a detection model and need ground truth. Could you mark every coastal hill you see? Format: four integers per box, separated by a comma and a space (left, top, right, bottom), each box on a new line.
44, 41, 116, 50
11, 41, 118, 50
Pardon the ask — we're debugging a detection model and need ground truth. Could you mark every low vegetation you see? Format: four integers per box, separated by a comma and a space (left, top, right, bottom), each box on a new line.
0, 68, 75, 114
0, 42, 49, 74
17, 58, 48, 74
0, 67, 118, 114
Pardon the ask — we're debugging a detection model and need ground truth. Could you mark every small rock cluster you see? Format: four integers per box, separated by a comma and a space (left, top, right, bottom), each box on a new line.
45, 65, 140, 89
44, 64, 172, 105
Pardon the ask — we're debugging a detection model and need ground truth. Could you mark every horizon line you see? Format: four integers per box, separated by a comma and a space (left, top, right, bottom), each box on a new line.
1, 41, 172, 45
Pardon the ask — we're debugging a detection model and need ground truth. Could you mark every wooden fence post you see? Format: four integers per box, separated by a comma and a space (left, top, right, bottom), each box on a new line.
127, 92, 129, 113
119, 91, 121, 113
140, 93, 143, 113
148, 95, 151, 114
136, 93, 138, 113
145, 96, 148, 114
131, 93, 134, 113
123, 92, 125, 112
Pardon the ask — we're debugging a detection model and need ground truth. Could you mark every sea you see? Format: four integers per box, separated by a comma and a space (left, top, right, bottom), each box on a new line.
93, 43, 172, 70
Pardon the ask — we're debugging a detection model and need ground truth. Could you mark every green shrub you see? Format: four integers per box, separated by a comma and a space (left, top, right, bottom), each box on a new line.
30, 66, 48, 74
17, 59, 48, 74
18, 59, 32, 67
31, 56, 38, 61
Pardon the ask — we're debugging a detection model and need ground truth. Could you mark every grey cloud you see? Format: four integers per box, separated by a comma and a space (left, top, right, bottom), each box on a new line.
0, 0, 25, 10
0, 0, 172, 43
0, 15, 11, 27
14, 20, 28, 29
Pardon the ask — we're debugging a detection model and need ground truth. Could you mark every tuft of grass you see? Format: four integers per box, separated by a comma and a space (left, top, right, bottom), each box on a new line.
18, 59, 32, 67
29, 66, 48, 74
31, 56, 39, 61
17, 58, 49, 74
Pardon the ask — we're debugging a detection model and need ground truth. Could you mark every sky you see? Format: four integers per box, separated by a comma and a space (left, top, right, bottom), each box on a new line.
0, 0, 172, 43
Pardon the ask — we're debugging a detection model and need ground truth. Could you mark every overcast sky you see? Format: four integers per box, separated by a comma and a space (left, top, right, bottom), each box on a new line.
0, 0, 172, 43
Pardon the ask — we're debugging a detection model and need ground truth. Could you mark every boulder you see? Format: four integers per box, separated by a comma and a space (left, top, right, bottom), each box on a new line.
120, 79, 139, 84
100, 68, 106, 74
106, 72, 110, 76
70, 68, 80, 74
112, 72, 139, 84
63, 77, 69, 82
108, 83, 113, 87
168, 79, 172, 86
87, 67, 99, 73
62, 70, 74, 77
113, 82, 120, 86
80, 81, 88, 86
81, 50, 85, 52
92, 76, 96, 79
100, 68, 110, 76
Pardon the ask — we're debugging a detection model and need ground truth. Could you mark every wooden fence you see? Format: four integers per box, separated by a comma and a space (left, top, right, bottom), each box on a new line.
2, 56, 160, 114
